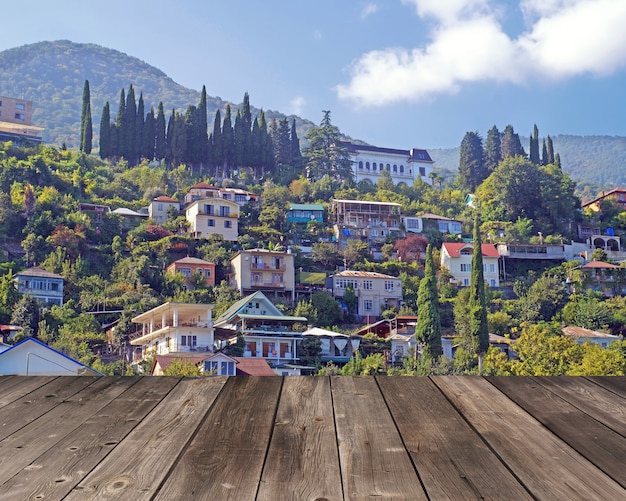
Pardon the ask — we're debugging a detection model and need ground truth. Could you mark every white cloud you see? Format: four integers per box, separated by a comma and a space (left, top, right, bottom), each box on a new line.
290, 96, 306, 115
337, 0, 626, 106
361, 3, 379, 19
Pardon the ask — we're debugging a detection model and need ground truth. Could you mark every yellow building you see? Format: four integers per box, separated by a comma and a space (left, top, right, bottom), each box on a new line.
186, 198, 239, 241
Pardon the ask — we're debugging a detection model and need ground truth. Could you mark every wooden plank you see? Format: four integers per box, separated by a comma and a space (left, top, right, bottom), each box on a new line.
154, 376, 283, 501
434, 376, 626, 500
0, 376, 57, 407
586, 376, 626, 399
487, 376, 626, 488
0, 376, 180, 500
0, 376, 96, 441
532, 376, 626, 437
257, 376, 343, 501
378, 376, 532, 500
0, 376, 138, 485
332, 376, 427, 500
66, 377, 228, 500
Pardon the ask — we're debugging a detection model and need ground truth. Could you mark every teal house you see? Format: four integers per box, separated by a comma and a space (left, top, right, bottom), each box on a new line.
286, 203, 324, 224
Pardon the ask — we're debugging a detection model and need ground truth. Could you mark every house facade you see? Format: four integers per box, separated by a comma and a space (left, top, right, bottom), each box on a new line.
0, 96, 43, 144
186, 198, 239, 241
330, 199, 403, 250
166, 257, 216, 288
578, 261, 625, 297
184, 182, 259, 207
149, 196, 180, 224
562, 326, 622, 348
130, 302, 215, 362
15, 267, 64, 306
420, 213, 462, 235
344, 142, 434, 186
440, 242, 500, 287
327, 270, 403, 320
214, 291, 306, 368
286, 203, 324, 224
230, 248, 296, 303
582, 188, 626, 212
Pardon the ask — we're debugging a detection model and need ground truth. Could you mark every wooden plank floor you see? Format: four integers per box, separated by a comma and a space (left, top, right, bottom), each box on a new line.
0, 376, 624, 500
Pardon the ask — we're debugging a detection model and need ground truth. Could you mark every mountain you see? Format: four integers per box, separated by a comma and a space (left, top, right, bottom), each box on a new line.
429, 134, 626, 193
0, 40, 317, 148
1, 40, 624, 190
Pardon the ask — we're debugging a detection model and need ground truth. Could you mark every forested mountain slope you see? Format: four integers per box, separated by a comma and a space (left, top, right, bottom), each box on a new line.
0, 40, 316, 148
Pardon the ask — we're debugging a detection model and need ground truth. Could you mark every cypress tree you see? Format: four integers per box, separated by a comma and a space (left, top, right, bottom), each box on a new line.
99, 101, 111, 160
541, 138, 549, 165
273, 117, 291, 166
234, 109, 245, 167
259, 111, 274, 176
469, 214, 489, 360
166, 108, 176, 167
124, 85, 137, 163
290, 118, 303, 167
546, 135, 555, 164
484, 125, 501, 173
241, 92, 253, 166
136, 92, 145, 162
221, 105, 235, 178
529, 124, 540, 164
211, 109, 222, 178
458, 131, 486, 192
80, 80, 92, 154
415, 244, 442, 358
155, 102, 167, 163
501, 125, 525, 159
198, 86, 209, 170
143, 106, 156, 161
185, 104, 201, 170
114, 88, 126, 160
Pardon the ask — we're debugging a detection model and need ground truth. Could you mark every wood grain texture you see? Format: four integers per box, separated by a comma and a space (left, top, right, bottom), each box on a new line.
0, 376, 180, 500
586, 376, 626, 398
434, 376, 626, 500
0, 376, 56, 407
487, 376, 626, 488
257, 376, 343, 501
378, 376, 532, 500
0, 376, 137, 485
332, 376, 427, 500
0, 376, 95, 442
66, 377, 227, 500
532, 376, 626, 437
154, 376, 283, 501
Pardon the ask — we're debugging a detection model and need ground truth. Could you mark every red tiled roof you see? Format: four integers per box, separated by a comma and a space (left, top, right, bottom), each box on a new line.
152, 354, 208, 373
562, 325, 620, 339
153, 195, 179, 203
442, 242, 499, 257
233, 357, 275, 376
581, 260, 620, 269
190, 182, 219, 189
170, 257, 215, 266
334, 270, 398, 279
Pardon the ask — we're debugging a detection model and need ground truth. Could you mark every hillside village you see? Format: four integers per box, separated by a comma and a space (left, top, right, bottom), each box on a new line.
0, 91, 625, 377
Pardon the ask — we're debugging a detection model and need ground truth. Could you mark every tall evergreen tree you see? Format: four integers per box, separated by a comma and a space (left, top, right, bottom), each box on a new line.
211, 109, 222, 178
234, 109, 245, 167
136, 92, 145, 162
155, 102, 167, 163
185, 104, 202, 172
198, 85, 209, 170
273, 117, 292, 166
303, 110, 353, 183
415, 244, 442, 358
541, 138, 549, 165
484, 125, 501, 173
124, 85, 137, 163
241, 92, 253, 166
221, 105, 235, 178
166, 108, 176, 166
469, 214, 489, 361
79, 80, 92, 154
501, 124, 525, 159
290, 118, 303, 167
259, 111, 274, 177
99, 101, 111, 160
143, 106, 156, 161
546, 135, 555, 165
114, 88, 126, 160
529, 124, 540, 165
458, 131, 486, 192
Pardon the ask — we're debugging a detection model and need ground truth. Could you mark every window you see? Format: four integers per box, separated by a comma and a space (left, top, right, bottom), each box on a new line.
181, 335, 197, 348
362, 280, 373, 290
366, 162, 370, 170
204, 268, 212, 278
489, 279, 497, 287
14, 113, 25, 120
204, 204, 214, 215
179, 267, 192, 277
489, 264, 496, 273
359, 161, 363, 170
384, 280, 394, 291
15, 103, 25, 110
157, 203, 163, 211
463, 278, 470, 286
252, 272, 262, 283
363, 299, 373, 310
400, 165, 404, 173
272, 273, 283, 284
219, 206, 230, 217
207, 219, 215, 226
460, 248, 473, 255
393, 164, 398, 172
372, 163, 377, 171
419, 167, 426, 176
224, 220, 232, 228
460, 263, 471, 272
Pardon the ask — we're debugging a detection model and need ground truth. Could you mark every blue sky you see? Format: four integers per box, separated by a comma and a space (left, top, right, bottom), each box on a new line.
2, 0, 626, 148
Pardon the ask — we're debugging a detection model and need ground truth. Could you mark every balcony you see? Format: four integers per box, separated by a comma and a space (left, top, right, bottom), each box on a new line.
250, 263, 285, 271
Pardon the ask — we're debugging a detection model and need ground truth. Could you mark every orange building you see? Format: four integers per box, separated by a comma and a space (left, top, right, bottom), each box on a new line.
166, 257, 216, 288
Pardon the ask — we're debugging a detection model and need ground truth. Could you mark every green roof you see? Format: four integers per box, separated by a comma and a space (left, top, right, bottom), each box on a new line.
288, 203, 324, 211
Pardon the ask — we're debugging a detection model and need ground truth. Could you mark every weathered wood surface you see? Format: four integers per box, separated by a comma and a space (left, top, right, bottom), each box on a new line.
0, 375, 622, 501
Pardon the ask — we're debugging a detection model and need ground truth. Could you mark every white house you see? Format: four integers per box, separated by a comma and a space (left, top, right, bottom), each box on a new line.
186, 198, 239, 241
130, 302, 215, 362
440, 242, 500, 287
15, 267, 64, 307
0, 337, 101, 376
562, 326, 622, 348
344, 142, 434, 186
148, 196, 180, 224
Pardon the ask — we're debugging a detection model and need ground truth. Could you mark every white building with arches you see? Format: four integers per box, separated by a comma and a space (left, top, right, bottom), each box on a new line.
344, 142, 435, 186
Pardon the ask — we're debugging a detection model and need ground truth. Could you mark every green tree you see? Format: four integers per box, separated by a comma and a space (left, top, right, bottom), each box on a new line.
11, 295, 41, 337
80, 80, 92, 154
529, 124, 540, 164
0, 270, 20, 324
458, 131, 486, 192
303, 111, 353, 183
298, 336, 322, 367
343, 240, 369, 268
99, 101, 111, 159
310, 291, 343, 327
484, 125, 502, 173
469, 215, 489, 359
415, 244, 442, 357
155, 102, 167, 163
163, 358, 203, 376
500, 124, 525, 159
